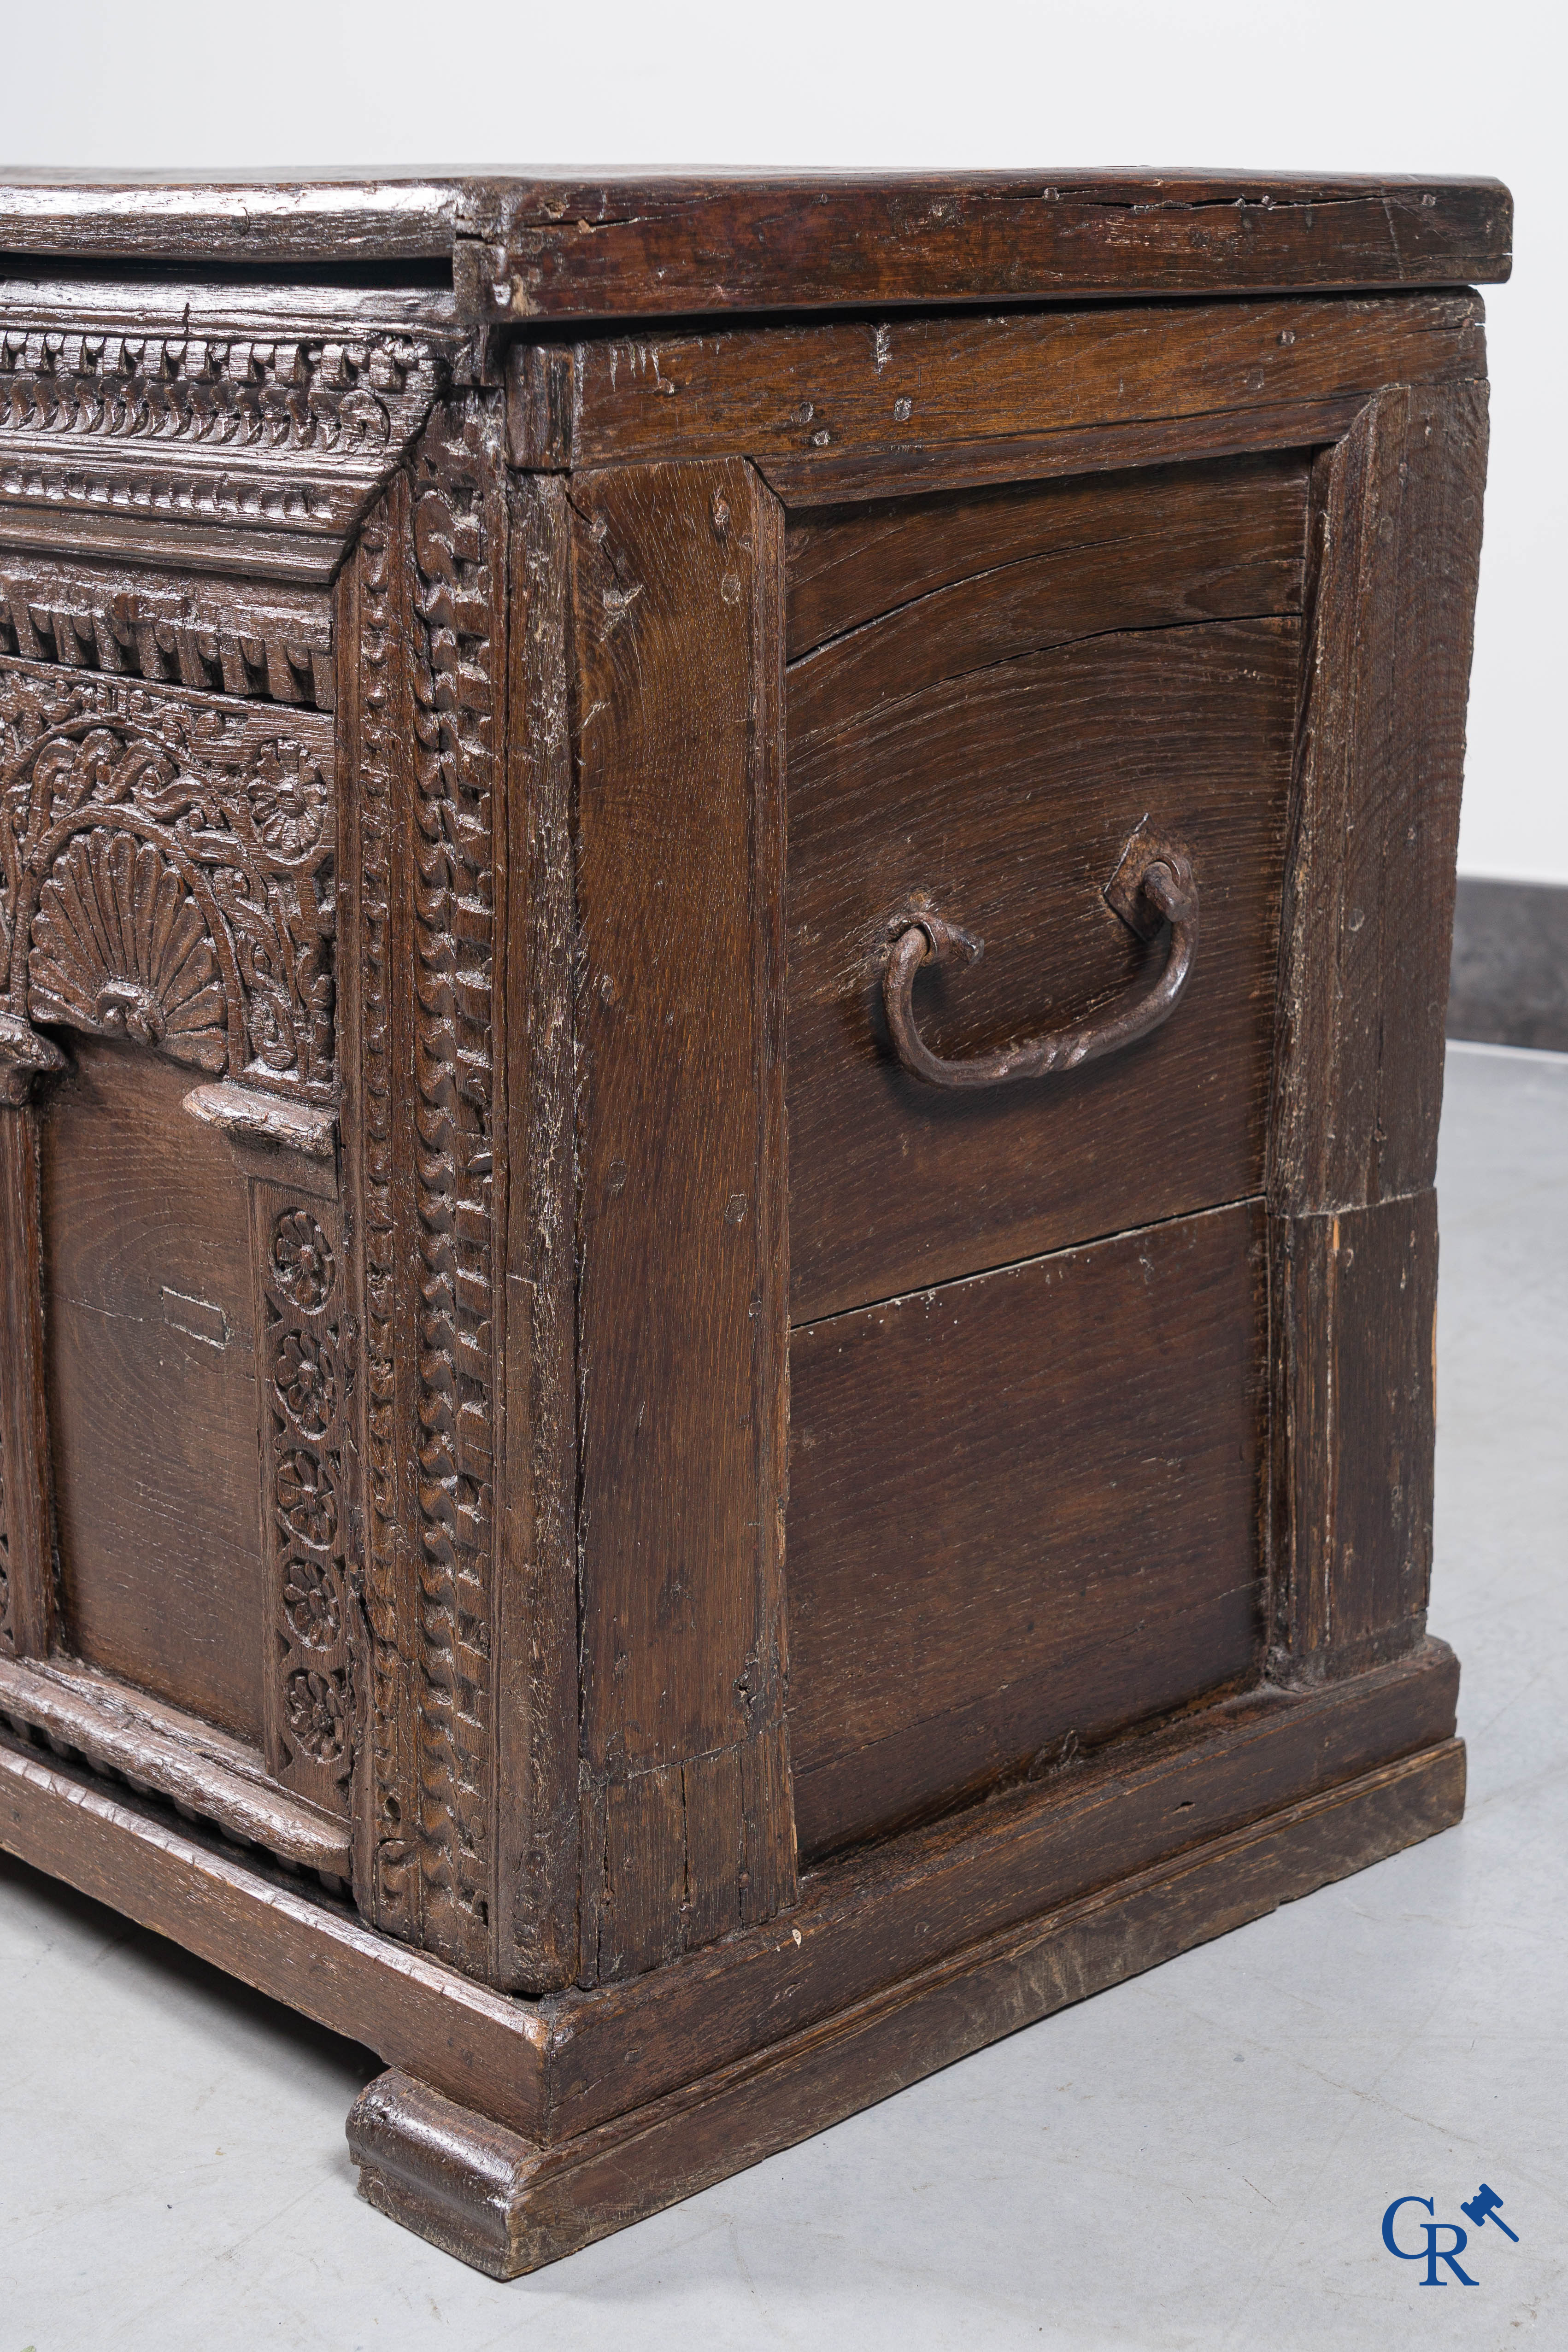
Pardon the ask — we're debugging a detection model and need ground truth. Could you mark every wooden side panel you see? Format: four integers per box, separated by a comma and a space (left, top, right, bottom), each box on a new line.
0, 1104, 51, 1658
785, 450, 1308, 663
1268, 378, 1487, 1682
554, 295, 1486, 471
1270, 1192, 1439, 1681
1272, 382, 1490, 1215
495, 474, 581, 1993
788, 615, 1300, 1321
570, 456, 797, 1983
762, 399, 1369, 512
787, 1203, 1268, 1857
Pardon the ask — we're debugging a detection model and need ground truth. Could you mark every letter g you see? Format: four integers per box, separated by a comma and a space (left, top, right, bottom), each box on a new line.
1383, 2196, 1434, 2258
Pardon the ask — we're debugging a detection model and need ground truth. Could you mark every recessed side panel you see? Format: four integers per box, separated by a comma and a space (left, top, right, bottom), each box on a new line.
784, 455, 1305, 1324
786, 1202, 1268, 1859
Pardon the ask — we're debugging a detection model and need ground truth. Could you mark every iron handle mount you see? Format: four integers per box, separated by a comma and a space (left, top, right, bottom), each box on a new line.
882, 828, 1199, 1091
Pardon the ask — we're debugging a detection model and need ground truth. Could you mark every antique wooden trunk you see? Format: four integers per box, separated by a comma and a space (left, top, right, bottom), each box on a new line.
0, 169, 1508, 2275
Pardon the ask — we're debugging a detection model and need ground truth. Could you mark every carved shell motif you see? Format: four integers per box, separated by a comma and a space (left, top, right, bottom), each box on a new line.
28, 830, 228, 1071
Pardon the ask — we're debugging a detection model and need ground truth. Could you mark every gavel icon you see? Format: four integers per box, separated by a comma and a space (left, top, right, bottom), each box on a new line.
1460, 2183, 1519, 2241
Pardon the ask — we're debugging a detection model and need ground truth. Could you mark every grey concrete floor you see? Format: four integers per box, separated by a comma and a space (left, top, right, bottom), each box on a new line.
2, 1038, 1564, 2351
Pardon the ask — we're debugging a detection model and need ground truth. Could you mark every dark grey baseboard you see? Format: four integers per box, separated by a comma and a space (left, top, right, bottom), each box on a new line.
1447, 878, 1568, 1052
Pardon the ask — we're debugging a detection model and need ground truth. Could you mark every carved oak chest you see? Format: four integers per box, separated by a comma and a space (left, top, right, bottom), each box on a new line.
0, 169, 1508, 2275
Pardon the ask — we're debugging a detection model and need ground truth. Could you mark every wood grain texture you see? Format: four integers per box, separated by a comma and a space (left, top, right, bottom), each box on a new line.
496, 473, 580, 1994
0, 175, 468, 263
347, 1735, 1464, 2275
757, 398, 1370, 510
1271, 381, 1490, 1216
41, 1037, 264, 1741
788, 615, 1300, 1322
571, 456, 797, 1982
787, 1204, 1268, 1855
0, 1103, 52, 1656
1269, 1193, 1439, 1680
787, 448, 1308, 672
1, 1638, 1458, 2150
535, 295, 1485, 472
472, 173, 1510, 324
0, 174, 1510, 317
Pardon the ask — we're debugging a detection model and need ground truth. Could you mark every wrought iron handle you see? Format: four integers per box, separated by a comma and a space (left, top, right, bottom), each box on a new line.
882, 832, 1199, 1090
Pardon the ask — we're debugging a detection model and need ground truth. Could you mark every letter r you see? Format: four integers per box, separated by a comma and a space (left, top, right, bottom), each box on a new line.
1421, 2223, 1477, 2286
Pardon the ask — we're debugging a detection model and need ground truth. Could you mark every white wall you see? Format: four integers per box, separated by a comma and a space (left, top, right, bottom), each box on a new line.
4, 0, 1559, 879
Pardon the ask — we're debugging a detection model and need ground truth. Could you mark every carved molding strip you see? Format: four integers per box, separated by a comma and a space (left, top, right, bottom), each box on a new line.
0, 451, 346, 538
0, 659, 336, 1097
0, 558, 333, 709
0, 1651, 352, 1877
349, 479, 417, 1937
0, 296, 458, 582
252, 1182, 353, 1819
184, 1078, 336, 1155
0, 325, 437, 453
407, 399, 505, 1976
348, 401, 506, 1977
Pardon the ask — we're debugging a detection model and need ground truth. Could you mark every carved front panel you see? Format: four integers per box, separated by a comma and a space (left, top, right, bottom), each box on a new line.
1, 659, 347, 1824
0, 276, 520, 1945
0, 274, 498, 1906
0, 554, 334, 708
0, 661, 335, 1099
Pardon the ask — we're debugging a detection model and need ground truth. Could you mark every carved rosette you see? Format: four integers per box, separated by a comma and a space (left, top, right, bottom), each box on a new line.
253, 1188, 353, 1814
0, 662, 336, 1100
